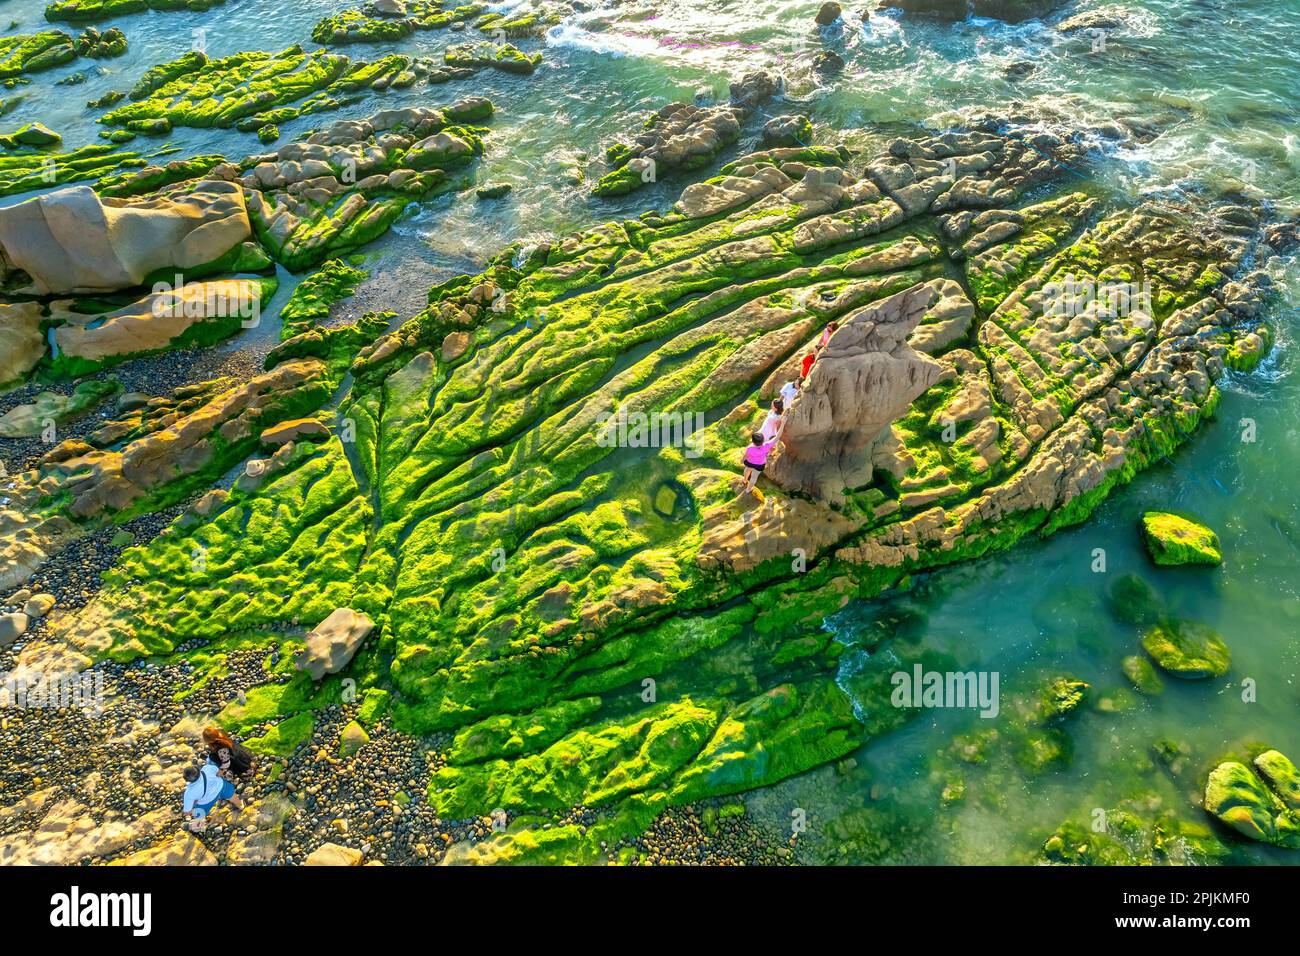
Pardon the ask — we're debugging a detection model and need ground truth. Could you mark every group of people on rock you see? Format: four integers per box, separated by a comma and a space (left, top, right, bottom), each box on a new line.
737, 321, 838, 497
180, 726, 255, 832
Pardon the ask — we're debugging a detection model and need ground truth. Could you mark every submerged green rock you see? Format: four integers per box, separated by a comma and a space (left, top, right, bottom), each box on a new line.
1141, 511, 1222, 566
1141, 620, 1231, 679
1204, 754, 1300, 848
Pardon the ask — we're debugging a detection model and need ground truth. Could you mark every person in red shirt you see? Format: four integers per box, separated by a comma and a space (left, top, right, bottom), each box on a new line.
801, 352, 816, 378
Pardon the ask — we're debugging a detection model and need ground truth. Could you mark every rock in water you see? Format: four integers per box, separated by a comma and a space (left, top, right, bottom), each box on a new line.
294, 608, 375, 680
1255, 750, 1300, 811
1141, 619, 1230, 679
0, 181, 251, 294
815, 3, 843, 26
1141, 511, 1222, 566
1204, 757, 1300, 848
882, 0, 1066, 22
767, 283, 944, 503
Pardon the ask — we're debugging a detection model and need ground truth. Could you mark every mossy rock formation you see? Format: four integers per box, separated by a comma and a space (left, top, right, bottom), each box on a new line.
1140, 620, 1231, 679
1204, 751, 1300, 848
2, 100, 1286, 858
1141, 511, 1222, 566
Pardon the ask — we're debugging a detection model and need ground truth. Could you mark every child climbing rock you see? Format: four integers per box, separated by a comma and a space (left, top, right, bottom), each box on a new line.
817, 320, 838, 350
739, 421, 786, 497
780, 376, 802, 406
801, 351, 816, 378
760, 398, 785, 442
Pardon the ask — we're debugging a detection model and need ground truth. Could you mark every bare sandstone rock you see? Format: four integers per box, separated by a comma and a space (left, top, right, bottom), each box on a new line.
767, 283, 944, 504
294, 607, 375, 680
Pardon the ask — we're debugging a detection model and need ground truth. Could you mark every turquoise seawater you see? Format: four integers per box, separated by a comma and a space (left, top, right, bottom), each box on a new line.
5, 0, 1297, 862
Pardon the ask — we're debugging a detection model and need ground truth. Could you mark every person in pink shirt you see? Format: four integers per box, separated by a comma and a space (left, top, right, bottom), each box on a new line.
817, 320, 838, 351
740, 421, 785, 497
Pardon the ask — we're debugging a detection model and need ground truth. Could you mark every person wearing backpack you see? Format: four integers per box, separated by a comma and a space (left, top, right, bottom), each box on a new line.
181, 760, 244, 832
202, 725, 255, 782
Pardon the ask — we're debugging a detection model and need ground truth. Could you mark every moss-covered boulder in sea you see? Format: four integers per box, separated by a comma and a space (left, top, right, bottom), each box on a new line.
98, 45, 438, 140
312, 1, 489, 45
1141, 511, 1222, 566
1107, 572, 1163, 626
45, 0, 227, 24
0, 122, 62, 149
1041, 807, 1229, 865
1141, 619, 1231, 679
1253, 750, 1300, 811
444, 41, 542, 75
1121, 654, 1163, 695
594, 71, 779, 198
1203, 756, 1300, 848
0, 31, 78, 79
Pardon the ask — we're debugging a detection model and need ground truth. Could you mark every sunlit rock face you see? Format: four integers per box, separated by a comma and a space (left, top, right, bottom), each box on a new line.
767, 283, 945, 504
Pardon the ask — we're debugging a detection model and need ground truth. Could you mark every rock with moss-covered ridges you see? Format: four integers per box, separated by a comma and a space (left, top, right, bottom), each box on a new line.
99, 45, 442, 139
1204, 754, 1300, 849
312, 1, 491, 45
444, 42, 541, 75
45, 0, 226, 24
8, 105, 1285, 857
594, 71, 780, 198
1141, 511, 1222, 566
227, 100, 490, 270
0, 31, 78, 79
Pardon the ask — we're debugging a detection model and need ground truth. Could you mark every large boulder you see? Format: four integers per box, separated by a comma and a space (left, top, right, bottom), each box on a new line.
767, 283, 944, 503
0, 301, 46, 387
0, 181, 251, 294
294, 608, 375, 680
52, 278, 268, 367
1141, 619, 1230, 679
1141, 511, 1222, 566
1204, 757, 1300, 848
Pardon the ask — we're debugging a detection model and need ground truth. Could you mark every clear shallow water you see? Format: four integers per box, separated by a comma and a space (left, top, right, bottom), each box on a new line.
4, 0, 1297, 862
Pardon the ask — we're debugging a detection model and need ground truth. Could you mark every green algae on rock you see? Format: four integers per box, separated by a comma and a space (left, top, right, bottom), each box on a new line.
2, 103, 1287, 859
1204, 752, 1300, 848
312, 1, 487, 45
0, 122, 62, 149
593, 71, 779, 198
444, 42, 542, 75
99, 45, 446, 141
1140, 620, 1231, 679
0, 379, 121, 437
1121, 654, 1164, 695
1041, 807, 1229, 865
45, 0, 224, 23
1141, 511, 1222, 566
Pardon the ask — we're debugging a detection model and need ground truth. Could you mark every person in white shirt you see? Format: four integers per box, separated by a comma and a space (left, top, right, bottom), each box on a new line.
760, 398, 785, 442
779, 377, 801, 407
182, 760, 243, 831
